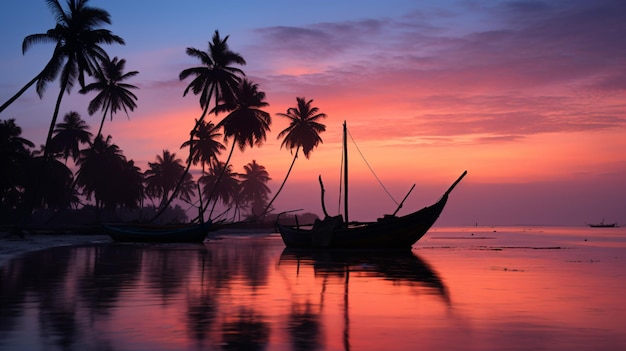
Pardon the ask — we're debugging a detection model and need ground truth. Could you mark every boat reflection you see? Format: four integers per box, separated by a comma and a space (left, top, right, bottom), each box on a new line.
277, 248, 450, 351
278, 248, 449, 301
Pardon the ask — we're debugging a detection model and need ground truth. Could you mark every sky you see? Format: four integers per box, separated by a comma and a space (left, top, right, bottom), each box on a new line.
1, 0, 625, 226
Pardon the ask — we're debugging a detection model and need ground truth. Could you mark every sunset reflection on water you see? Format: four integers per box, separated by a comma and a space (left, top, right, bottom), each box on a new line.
1, 227, 625, 351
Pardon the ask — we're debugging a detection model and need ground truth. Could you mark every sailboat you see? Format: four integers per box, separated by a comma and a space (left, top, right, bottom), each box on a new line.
276, 121, 467, 249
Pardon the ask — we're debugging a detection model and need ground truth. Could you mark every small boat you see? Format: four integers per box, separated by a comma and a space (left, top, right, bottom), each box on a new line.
103, 221, 212, 243
277, 121, 466, 249
588, 219, 618, 228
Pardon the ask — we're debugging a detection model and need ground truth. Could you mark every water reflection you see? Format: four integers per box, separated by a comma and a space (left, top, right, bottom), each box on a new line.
221, 308, 270, 351
279, 248, 448, 298
0, 238, 449, 351
3, 228, 626, 350
278, 249, 449, 351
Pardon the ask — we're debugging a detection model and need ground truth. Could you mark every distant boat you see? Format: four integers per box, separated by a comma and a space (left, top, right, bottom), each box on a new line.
588, 219, 618, 228
276, 121, 466, 249
103, 221, 212, 243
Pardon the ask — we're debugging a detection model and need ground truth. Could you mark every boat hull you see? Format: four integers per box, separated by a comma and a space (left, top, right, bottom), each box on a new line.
277, 195, 448, 249
103, 221, 211, 243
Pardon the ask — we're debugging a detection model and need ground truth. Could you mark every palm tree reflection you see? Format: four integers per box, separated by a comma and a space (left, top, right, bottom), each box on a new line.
288, 300, 324, 351
78, 245, 143, 315
185, 289, 217, 344
220, 308, 270, 351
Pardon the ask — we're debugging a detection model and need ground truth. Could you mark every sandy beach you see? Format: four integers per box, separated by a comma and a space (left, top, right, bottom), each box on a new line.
0, 232, 111, 267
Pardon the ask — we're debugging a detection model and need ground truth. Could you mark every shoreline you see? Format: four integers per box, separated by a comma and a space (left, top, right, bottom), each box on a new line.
0, 226, 274, 267
0, 232, 111, 267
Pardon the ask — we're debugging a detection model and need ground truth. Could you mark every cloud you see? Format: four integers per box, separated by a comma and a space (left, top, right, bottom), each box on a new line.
239, 0, 626, 145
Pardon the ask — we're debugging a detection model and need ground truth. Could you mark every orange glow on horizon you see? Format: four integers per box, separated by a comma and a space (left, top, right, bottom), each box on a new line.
103, 100, 626, 189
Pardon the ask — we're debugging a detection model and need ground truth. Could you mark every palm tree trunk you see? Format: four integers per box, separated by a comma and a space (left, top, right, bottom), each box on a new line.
0, 73, 42, 114
194, 162, 208, 219
43, 81, 68, 159
96, 101, 111, 139
261, 146, 299, 217
196, 182, 205, 224
159, 193, 169, 211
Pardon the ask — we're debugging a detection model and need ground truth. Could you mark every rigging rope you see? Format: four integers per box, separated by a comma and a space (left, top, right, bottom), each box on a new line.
347, 129, 399, 206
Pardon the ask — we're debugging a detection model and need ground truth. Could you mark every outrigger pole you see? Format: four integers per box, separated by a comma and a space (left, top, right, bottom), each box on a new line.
392, 184, 416, 217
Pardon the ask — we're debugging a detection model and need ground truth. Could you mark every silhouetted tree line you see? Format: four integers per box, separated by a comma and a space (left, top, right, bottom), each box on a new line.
0, 0, 328, 228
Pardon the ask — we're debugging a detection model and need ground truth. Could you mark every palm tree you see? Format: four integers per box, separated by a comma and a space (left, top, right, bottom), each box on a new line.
263, 97, 327, 215
239, 160, 271, 217
0, 119, 35, 171
0, 119, 35, 219
180, 30, 246, 125
22, 156, 74, 210
216, 79, 271, 150
154, 30, 245, 221
80, 56, 139, 138
199, 160, 240, 218
144, 150, 187, 210
75, 135, 129, 214
115, 159, 144, 209
49, 111, 92, 163
180, 119, 225, 172
0, 0, 125, 160
210, 79, 271, 212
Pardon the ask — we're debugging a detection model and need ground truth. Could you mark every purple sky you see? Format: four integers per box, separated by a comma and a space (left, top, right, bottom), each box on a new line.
1, 0, 625, 225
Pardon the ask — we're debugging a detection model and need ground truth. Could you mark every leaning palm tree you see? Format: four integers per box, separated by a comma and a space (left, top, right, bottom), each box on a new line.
49, 111, 92, 163
0, 0, 124, 160
262, 97, 327, 216
153, 30, 245, 222
210, 79, 271, 215
80, 56, 139, 138
180, 30, 246, 127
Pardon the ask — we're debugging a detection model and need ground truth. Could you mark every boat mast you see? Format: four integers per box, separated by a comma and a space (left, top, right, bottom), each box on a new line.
343, 120, 348, 224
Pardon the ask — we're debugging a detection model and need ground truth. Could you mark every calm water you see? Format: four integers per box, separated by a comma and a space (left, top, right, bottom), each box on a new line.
1, 226, 625, 351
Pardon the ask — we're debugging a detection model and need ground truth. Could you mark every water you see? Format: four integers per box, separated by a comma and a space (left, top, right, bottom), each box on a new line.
1, 226, 625, 351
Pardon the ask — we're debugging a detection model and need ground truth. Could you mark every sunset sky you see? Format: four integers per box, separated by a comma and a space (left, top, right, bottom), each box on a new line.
1, 0, 624, 225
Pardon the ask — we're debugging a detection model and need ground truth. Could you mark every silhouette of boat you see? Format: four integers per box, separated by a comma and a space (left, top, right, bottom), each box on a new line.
588, 219, 618, 228
103, 221, 212, 242
277, 121, 466, 249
